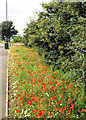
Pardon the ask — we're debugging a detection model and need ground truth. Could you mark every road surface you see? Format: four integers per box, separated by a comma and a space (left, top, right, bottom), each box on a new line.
0, 43, 8, 119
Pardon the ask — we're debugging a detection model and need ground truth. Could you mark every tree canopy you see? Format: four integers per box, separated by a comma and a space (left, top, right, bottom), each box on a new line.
2, 21, 18, 41
23, 1, 86, 78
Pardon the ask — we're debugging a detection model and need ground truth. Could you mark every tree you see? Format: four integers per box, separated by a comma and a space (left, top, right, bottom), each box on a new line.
2, 21, 18, 41
23, 1, 86, 74
13, 35, 23, 43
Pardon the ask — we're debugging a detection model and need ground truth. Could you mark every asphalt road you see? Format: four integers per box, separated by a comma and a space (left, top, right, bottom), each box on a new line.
0, 44, 8, 120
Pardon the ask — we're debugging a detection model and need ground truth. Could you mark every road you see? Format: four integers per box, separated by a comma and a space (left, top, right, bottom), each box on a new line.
0, 43, 8, 119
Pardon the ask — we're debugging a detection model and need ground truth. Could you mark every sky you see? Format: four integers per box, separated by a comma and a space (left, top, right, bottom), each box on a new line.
0, 0, 52, 35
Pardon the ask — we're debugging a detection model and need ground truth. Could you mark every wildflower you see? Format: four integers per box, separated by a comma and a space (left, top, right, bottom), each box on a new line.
67, 110, 71, 113
47, 111, 50, 115
41, 109, 45, 113
78, 97, 82, 99
55, 108, 58, 112
57, 83, 60, 86
61, 94, 63, 98
38, 111, 43, 117
55, 87, 57, 90
68, 98, 72, 102
23, 82, 25, 84
20, 105, 22, 107
61, 110, 64, 113
59, 108, 62, 112
70, 106, 74, 109
32, 110, 35, 113
71, 104, 74, 107
56, 102, 59, 105
81, 109, 84, 112
59, 100, 62, 103
84, 109, 86, 112
24, 92, 27, 96
36, 109, 40, 112
16, 110, 19, 113
29, 103, 32, 106
63, 107, 66, 110
49, 115, 52, 118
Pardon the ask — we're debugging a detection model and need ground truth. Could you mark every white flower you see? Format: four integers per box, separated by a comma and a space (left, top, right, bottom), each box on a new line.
60, 104, 62, 106
24, 110, 28, 114
46, 92, 49, 97
57, 112, 58, 114
51, 102, 54, 104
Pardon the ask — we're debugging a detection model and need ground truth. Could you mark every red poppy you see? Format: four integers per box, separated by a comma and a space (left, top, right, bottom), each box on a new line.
47, 111, 50, 115
49, 115, 52, 118
32, 110, 35, 113
36, 115, 39, 118
67, 110, 71, 113
78, 97, 82, 99
84, 109, 86, 112
23, 82, 25, 84
20, 105, 22, 107
61, 94, 63, 98
55, 88, 57, 90
57, 83, 60, 86
63, 107, 66, 110
59, 100, 62, 103
46, 99, 49, 101
61, 110, 64, 113
56, 102, 59, 105
29, 103, 32, 106
38, 98, 41, 101
16, 110, 19, 113
55, 108, 58, 111
70, 106, 74, 109
36, 109, 40, 112
81, 109, 84, 112
41, 109, 45, 113
59, 108, 62, 111
67, 118, 70, 120
38, 111, 43, 117
24, 92, 27, 96
45, 89, 47, 91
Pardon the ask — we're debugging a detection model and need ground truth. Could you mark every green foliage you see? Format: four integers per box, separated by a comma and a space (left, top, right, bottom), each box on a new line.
23, 1, 86, 82
2, 21, 18, 41
14, 35, 23, 43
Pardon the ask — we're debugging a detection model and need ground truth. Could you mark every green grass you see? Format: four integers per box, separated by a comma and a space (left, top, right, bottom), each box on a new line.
8, 45, 86, 119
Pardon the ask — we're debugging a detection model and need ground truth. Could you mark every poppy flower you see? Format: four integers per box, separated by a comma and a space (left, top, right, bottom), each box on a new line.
67, 110, 71, 113
63, 107, 66, 110
16, 110, 19, 113
61, 110, 64, 113
41, 109, 45, 113
47, 111, 50, 115
59, 100, 62, 103
38, 111, 43, 117
55, 108, 58, 111
32, 110, 35, 113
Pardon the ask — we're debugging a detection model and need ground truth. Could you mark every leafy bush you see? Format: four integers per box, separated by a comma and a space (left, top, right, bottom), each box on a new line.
23, 1, 86, 82
13, 35, 23, 43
